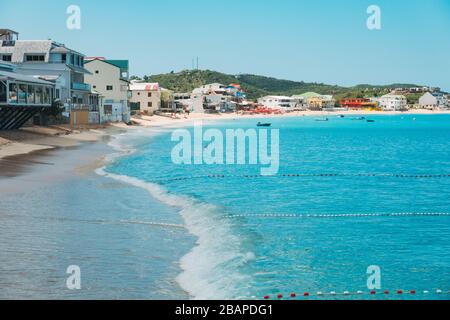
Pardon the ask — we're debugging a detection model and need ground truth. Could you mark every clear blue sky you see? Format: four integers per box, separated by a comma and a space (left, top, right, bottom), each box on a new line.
1, 0, 449, 90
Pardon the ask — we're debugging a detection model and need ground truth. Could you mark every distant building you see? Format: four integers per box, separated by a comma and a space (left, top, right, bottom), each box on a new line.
376, 94, 408, 111
0, 61, 55, 129
84, 58, 130, 123
340, 98, 379, 109
129, 82, 161, 115
190, 83, 244, 113
257, 96, 298, 109
418, 92, 448, 109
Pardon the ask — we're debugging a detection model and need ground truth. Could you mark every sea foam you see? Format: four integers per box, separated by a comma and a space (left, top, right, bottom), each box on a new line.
96, 131, 255, 299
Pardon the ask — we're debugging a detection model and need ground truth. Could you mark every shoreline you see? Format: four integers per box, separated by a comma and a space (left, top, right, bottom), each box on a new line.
2, 109, 450, 165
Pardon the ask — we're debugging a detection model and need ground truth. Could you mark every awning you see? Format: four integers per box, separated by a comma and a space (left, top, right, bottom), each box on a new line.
0, 70, 55, 86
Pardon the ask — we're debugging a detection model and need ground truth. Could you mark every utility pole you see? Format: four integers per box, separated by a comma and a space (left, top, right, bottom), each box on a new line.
196, 56, 199, 70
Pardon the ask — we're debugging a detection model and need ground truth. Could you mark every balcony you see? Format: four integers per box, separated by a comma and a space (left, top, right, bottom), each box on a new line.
71, 82, 91, 91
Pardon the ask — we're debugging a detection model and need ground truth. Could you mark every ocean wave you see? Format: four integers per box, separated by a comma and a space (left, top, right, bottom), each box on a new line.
96, 130, 255, 299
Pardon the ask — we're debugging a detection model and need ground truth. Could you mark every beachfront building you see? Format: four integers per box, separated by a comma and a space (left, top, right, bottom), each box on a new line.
257, 95, 298, 110
0, 29, 99, 122
129, 82, 161, 115
190, 83, 244, 113
84, 58, 131, 123
340, 98, 379, 109
0, 61, 55, 129
376, 94, 408, 111
419, 92, 448, 109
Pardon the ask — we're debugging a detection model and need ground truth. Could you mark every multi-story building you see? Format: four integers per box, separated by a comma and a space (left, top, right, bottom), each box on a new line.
0, 61, 55, 129
84, 58, 130, 123
375, 94, 408, 111
257, 96, 298, 110
129, 82, 161, 115
191, 83, 244, 113
0, 29, 98, 118
419, 92, 448, 109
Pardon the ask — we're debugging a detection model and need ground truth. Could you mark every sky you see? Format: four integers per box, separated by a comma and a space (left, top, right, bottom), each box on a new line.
1, 0, 449, 91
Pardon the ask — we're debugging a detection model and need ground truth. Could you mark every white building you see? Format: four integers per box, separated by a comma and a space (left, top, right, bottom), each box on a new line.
419, 92, 448, 109
129, 82, 161, 115
257, 95, 298, 110
376, 94, 408, 111
190, 83, 242, 113
84, 58, 130, 123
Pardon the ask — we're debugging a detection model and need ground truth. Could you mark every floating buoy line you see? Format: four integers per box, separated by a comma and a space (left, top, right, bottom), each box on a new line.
263, 289, 449, 300
151, 172, 450, 183
226, 212, 450, 219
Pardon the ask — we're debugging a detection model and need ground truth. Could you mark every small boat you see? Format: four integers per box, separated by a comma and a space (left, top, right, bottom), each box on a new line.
315, 117, 329, 122
366, 119, 375, 123
257, 122, 271, 127
351, 117, 366, 121
339, 115, 345, 118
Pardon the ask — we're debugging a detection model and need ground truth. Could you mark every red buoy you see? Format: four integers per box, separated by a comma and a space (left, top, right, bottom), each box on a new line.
410, 290, 416, 294
384, 290, 389, 294
277, 294, 283, 299
263, 295, 270, 300
370, 290, 376, 295
290, 293, 296, 298
304, 292, 310, 297
397, 290, 403, 294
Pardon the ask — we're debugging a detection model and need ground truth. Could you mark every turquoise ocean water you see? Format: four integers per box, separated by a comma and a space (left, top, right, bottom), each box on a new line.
103, 115, 450, 300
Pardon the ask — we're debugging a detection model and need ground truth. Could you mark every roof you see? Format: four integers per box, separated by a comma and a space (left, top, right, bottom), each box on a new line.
105, 60, 129, 71
0, 29, 18, 36
295, 92, 321, 98
129, 82, 159, 91
0, 70, 55, 85
260, 95, 294, 100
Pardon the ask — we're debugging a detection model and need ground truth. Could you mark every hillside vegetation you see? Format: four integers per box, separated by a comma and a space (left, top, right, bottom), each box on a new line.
136, 70, 421, 102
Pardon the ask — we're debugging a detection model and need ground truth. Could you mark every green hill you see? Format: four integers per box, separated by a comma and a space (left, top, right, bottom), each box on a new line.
135, 69, 421, 101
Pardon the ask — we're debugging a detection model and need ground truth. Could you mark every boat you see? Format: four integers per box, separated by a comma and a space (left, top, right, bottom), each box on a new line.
366, 119, 375, 123
351, 117, 366, 121
339, 115, 345, 118
257, 122, 271, 127
315, 117, 329, 122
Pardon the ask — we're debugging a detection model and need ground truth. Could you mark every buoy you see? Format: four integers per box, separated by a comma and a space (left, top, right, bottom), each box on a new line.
384, 290, 389, 294
263, 295, 270, 300
304, 292, 310, 297
277, 294, 283, 299
410, 290, 416, 294
397, 290, 403, 294
290, 293, 296, 298
370, 290, 376, 295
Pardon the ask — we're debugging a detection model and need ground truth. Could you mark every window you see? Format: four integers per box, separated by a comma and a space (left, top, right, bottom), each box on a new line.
0, 81, 6, 103
95, 70, 99, 74
8, 83, 17, 103
62, 54, 66, 63
70, 54, 74, 65
25, 54, 45, 62
55, 89, 60, 100
104, 105, 113, 115
27, 85, 35, 104
147, 102, 152, 107
35, 86, 43, 104
93, 85, 97, 89
2, 54, 12, 62
18, 84, 27, 104
148, 92, 152, 97
106, 85, 113, 91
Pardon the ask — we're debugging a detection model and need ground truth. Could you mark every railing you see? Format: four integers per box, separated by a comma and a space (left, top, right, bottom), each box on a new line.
71, 82, 91, 91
